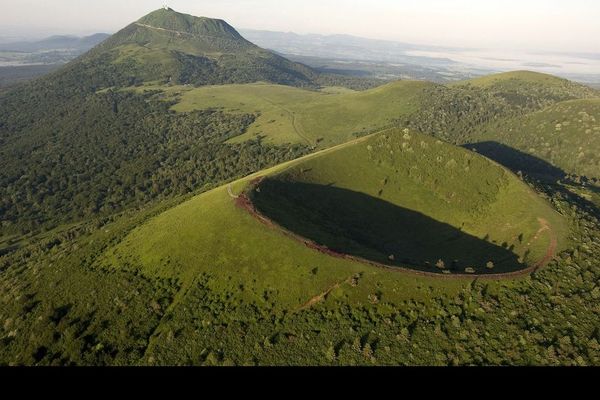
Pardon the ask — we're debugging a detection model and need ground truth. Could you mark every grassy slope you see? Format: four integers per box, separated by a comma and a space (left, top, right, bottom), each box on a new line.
251, 129, 567, 273
3, 69, 597, 365
89, 129, 569, 364
454, 71, 598, 96
453, 70, 598, 109
456, 71, 572, 87
469, 98, 600, 180
147, 80, 432, 147
100, 128, 567, 303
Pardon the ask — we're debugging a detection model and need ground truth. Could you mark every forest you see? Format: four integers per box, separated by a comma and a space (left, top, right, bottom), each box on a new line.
0, 88, 308, 236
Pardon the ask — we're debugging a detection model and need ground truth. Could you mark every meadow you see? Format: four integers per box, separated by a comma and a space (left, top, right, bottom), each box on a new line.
134, 80, 431, 147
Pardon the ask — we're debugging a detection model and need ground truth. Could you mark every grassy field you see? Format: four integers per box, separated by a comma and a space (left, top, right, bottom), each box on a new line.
99, 128, 569, 290
1, 6, 599, 366
453, 70, 599, 112
1, 127, 597, 366
135, 80, 432, 147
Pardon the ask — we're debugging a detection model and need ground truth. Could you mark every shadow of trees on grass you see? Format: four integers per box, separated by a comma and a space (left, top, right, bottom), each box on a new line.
465, 141, 600, 220
464, 141, 565, 181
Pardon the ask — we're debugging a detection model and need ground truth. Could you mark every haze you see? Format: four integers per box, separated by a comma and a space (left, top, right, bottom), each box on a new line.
1, 0, 599, 53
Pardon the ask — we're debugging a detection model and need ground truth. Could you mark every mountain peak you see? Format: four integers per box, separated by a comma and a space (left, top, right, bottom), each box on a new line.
136, 8, 244, 41
75, 8, 316, 89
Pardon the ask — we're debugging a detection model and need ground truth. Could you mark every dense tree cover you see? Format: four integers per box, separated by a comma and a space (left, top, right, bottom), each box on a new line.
1, 8, 598, 364
401, 78, 599, 144
400, 85, 514, 143
0, 89, 308, 235
314, 74, 387, 91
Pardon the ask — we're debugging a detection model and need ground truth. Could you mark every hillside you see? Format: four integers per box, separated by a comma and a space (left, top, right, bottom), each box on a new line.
139, 80, 433, 147
247, 129, 565, 275
84, 8, 316, 88
467, 98, 600, 181
1, 7, 600, 367
1, 128, 585, 366
455, 71, 598, 107
106, 129, 566, 283
0, 8, 329, 237
404, 71, 599, 144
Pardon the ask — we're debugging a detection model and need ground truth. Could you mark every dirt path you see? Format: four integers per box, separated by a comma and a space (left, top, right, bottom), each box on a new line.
135, 23, 195, 37
259, 96, 314, 147
227, 184, 239, 199
135, 23, 237, 42
226, 131, 561, 280
296, 274, 359, 312
532, 217, 558, 270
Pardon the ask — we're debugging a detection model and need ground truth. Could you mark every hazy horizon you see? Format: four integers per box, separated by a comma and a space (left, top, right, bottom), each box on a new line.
1, 0, 599, 54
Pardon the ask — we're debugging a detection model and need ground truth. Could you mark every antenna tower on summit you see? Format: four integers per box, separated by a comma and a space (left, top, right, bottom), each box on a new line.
163, 3, 169, 10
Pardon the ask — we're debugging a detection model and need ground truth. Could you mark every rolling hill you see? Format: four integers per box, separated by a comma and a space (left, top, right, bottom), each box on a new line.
136, 80, 432, 147
0, 8, 331, 236
406, 71, 599, 142
105, 129, 566, 283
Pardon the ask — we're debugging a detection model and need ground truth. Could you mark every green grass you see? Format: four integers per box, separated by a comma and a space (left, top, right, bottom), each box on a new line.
1, 8, 598, 366
1, 90, 596, 366
155, 80, 432, 147
452, 70, 598, 108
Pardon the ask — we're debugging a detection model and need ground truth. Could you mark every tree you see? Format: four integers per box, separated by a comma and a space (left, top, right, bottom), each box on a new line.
362, 343, 374, 359
325, 345, 336, 362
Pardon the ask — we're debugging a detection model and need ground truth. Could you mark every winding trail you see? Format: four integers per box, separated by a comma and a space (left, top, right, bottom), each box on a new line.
296, 274, 359, 312
134, 22, 242, 42
227, 184, 239, 199
135, 23, 192, 36
531, 217, 558, 271
233, 190, 559, 280
258, 96, 314, 147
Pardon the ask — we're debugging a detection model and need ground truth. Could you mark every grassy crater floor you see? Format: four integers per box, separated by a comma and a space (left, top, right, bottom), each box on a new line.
248, 129, 568, 275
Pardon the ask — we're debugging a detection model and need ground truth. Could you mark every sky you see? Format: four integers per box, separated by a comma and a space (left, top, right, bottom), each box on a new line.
1, 0, 599, 53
